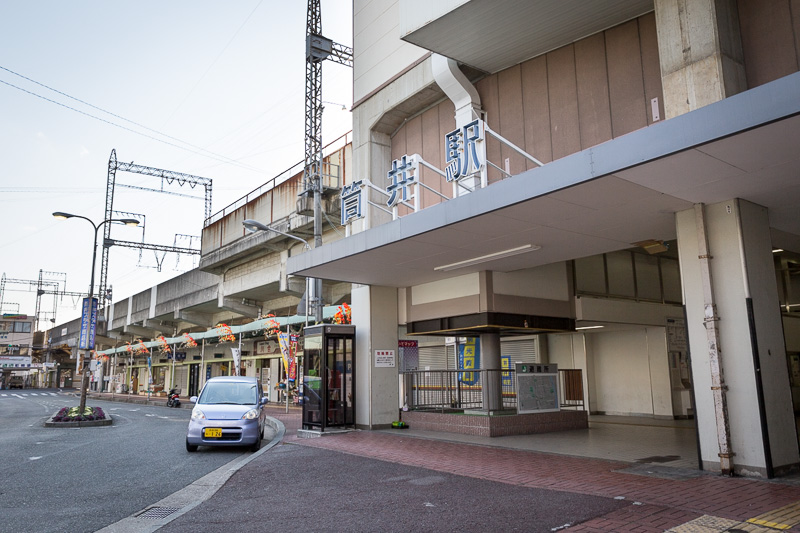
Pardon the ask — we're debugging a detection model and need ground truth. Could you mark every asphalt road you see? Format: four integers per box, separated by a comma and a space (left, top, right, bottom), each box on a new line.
0, 389, 251, 533
159, 442, 627, 533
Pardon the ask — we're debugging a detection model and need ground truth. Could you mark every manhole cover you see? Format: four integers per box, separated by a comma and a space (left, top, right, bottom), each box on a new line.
137, 506, 181, 520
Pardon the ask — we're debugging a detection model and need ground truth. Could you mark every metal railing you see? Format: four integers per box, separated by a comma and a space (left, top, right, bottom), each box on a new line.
204, 131, 352, 227
401, 368, 584, 413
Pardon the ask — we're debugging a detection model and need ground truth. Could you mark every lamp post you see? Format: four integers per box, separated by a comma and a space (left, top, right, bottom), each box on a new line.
53, 211, 139, 414
243, 219, 311, 413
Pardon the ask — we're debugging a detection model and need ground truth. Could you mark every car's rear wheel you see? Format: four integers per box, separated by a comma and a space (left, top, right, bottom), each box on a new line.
186, 439, 198, 452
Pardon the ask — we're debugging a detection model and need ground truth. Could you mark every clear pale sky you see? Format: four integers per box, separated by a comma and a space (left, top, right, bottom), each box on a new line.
0, 1, 353, 327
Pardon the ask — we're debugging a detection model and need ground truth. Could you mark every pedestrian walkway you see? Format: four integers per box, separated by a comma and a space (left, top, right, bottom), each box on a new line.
263, 407, 800, 532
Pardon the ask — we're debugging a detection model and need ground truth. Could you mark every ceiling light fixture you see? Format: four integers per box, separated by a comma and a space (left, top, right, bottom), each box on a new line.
434, 244, 540, 272
575, 325, 604, 330
772, 248, 784, 253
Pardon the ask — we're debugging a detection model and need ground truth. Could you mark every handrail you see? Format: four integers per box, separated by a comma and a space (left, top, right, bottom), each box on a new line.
203, 131, 352, 227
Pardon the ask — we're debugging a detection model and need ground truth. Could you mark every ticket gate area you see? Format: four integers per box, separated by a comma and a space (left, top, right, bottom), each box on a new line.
302, 324, 355, 431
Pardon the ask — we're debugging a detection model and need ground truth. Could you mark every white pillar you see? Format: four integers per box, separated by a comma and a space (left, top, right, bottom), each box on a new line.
676, 199, 799, 477
352, 285, 399, 429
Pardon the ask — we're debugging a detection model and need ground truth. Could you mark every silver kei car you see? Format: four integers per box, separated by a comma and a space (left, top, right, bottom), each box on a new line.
186, 376, 268, 452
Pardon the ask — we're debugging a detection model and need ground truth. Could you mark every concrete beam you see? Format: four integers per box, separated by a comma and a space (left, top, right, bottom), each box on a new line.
220, 297, 260, 318
173, 310, 214, 327
123, 324, 159, 338
143, 319, 175, 334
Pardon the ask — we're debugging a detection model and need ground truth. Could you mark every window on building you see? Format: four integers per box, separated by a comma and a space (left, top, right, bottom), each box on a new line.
13, 322, 32, 333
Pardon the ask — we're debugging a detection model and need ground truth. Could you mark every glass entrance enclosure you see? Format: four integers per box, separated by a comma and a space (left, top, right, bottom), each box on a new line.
302, 324, 355, 431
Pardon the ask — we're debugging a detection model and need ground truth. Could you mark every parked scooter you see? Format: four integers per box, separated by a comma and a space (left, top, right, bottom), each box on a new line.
167, 388, 181, 408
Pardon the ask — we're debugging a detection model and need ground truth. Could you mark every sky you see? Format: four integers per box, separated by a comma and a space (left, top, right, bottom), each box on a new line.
0, 1, 353, 328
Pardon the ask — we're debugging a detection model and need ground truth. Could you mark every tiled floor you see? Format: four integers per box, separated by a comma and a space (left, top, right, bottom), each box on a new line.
371, 414, 700, 469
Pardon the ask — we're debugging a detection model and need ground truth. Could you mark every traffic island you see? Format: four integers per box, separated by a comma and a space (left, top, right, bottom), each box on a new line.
43, 406, 113, 428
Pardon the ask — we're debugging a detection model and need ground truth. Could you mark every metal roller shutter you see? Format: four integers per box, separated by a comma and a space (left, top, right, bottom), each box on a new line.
500, 338, 538, 364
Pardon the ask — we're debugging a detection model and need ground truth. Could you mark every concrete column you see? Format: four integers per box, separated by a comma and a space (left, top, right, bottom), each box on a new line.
352, 285, 399, 429
480, 333, 503, 411
655, 0, 746, 119
676, 199, 799, 477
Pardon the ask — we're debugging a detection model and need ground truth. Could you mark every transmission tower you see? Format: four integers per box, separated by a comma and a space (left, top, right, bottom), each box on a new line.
99, 149, 212, 308
303, 0, 352, 322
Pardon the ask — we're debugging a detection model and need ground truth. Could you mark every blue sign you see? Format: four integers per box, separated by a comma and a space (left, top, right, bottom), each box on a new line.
445, 119, 484, 182
78, 297, 98, 350
341, 180, 364, 224
458, 338, 480, 385
386, 155, 415, 207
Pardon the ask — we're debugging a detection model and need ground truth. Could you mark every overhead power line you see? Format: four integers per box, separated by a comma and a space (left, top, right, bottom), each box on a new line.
0, 66, 265, 174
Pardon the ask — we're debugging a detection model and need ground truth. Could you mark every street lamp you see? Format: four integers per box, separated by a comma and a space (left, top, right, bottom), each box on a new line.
53, 211, 139, 414
243, 219, 312, 414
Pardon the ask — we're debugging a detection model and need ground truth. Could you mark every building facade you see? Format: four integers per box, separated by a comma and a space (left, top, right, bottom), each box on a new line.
282, 0, 800, 477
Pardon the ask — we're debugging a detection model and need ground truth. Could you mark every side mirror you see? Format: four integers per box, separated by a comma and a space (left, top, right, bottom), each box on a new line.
189, 396, 198, 403
260, 396, 269, 406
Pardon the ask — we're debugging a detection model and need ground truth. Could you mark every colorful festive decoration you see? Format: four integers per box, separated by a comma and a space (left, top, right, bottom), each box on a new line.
215, 323, 236, 343
263, 314, 281, 339
182, 333, 197, 348
134, 340, 148, 355
333, 302, 351, 324
157, 336, 172, 354
125, 341, 133, 353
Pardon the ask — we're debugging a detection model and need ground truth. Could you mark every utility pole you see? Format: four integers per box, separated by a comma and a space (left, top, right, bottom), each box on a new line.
303, 0, 352, 323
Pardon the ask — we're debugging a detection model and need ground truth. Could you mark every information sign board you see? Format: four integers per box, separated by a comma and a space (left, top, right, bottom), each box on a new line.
515, 363, 560, 414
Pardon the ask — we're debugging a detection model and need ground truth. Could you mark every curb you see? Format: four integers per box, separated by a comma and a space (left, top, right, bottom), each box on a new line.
43, 409, 114, 428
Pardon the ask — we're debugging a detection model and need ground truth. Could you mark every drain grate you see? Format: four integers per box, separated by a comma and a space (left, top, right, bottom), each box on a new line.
137, 506, 181, 520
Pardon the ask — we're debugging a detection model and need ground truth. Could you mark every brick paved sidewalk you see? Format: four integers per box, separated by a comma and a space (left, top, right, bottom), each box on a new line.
264, 409, 800, 532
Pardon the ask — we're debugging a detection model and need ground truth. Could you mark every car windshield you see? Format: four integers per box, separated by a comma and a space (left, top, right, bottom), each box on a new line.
198, 382, 258, 405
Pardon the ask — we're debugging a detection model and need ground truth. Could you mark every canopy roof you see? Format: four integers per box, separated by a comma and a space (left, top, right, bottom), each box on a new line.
98, 306, 339, 356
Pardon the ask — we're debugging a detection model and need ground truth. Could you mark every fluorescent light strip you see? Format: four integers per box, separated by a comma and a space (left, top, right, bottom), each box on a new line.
575, 325, 604, 330
434, 244, 540, 272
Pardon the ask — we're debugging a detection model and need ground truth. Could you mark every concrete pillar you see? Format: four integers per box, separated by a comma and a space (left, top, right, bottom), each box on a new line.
480, 333, 503, 411
676, 199, 799, 477
352, 285, 399, 429
655, 0, 746, 119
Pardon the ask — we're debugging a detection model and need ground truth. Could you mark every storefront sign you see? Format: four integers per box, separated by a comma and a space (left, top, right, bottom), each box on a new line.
0, 355, 32, 368
374, 349, 395, 368
255, 339, 279, 355
398, 340, 418, 372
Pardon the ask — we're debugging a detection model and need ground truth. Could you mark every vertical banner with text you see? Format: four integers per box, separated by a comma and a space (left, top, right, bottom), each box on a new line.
78, 297, 98, 350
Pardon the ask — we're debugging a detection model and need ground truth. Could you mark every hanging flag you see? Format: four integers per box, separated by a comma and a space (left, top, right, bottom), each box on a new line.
277, 333, 296, 381
231, 347, 241, 376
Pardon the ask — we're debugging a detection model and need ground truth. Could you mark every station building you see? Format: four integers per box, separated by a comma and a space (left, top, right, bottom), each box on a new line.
46, 0, 800, 479
282, 0, 800, 478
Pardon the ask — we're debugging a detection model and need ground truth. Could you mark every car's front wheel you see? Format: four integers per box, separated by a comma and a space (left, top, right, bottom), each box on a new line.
186, 439, 198, 452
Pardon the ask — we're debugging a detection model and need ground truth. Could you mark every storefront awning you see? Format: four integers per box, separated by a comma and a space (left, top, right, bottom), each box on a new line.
97, 306, 339, 356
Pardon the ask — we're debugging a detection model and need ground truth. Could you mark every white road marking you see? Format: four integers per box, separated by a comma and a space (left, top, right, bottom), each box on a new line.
29, 456, 42, 461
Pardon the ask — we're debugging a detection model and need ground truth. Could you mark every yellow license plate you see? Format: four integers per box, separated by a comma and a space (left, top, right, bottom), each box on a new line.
204, 428, 222, 438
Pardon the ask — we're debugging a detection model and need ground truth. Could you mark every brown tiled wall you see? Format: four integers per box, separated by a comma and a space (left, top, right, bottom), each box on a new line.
401, 410, 588, 438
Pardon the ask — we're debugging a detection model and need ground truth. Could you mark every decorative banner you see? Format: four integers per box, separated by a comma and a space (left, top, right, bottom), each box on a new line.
458, 338, 480, 385
215, 323, 236, 343
78, 297, 98, 350
231, 347, 241, 375
277, 333, 297, 381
